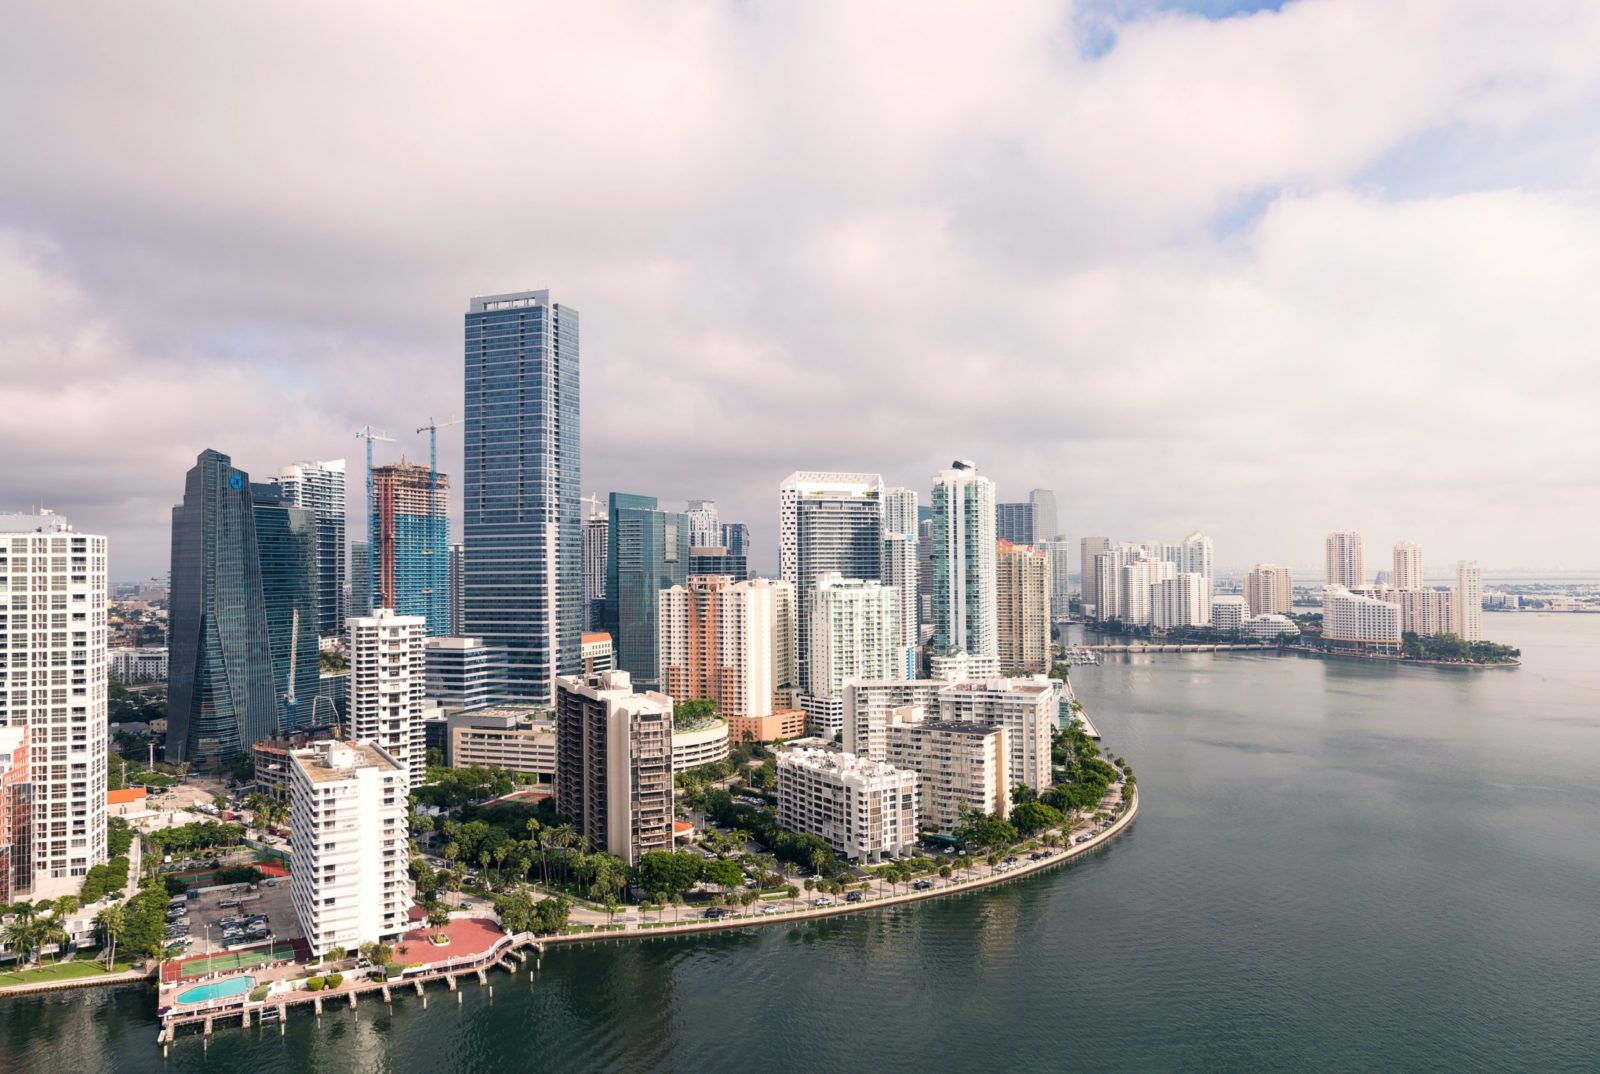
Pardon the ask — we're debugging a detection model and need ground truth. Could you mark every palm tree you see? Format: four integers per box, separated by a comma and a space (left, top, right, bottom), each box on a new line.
38, 915, 69, 965
4, 904, 39, 967
550, 824, 579, 889
95, 904, 125, 970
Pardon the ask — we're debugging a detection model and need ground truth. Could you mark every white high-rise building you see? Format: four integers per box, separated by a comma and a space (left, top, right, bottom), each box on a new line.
1118, 556, 1173, 627
277, 459, 347, 636
1385, 588, 1453, 636
349, 609, 427, 789
1179, 531, 1214, 582
882, 533, 920, 679
1325, 530, 1366, 588
685, 500, 721, 548
1392, 541, 1423, 591
0, 511, 108, 899
884, 706, 1010, 838
1079, 537, 1111, 619
1244, 564, 1294, 617
883, 487, 919, 537
582, 510, 608, 633
937, 677, 1056, 794
779, 471, 885, 694
1452, 561, 1483, 642
658, 576, 796, 730
1154, 573, 1212, 629
804, 574, 902, 738
776, 748, 919, 863
1321, 586, 1402, 649
1210, 595, 1251, 634
930, 460, 997, 658
1029, 489, 1059, 543
288, 739, 409, 959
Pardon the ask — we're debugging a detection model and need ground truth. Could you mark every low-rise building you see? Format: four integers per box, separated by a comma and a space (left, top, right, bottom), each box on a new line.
883, 707, 1008, 838
288, 740, 409, 959
1210, 595, 1251, 634
726, 708, 806, 745
109, 647, 168, 684
1244, 614, 1299, 640
671, 716, 731, 772
447, 705, 556, 786
776, 748, 918, 863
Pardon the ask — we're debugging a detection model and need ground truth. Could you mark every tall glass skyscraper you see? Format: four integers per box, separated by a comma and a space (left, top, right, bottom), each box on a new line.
250, 484, 322, 732
931, 460, 998, 659
168, 449, 278, 764
463, 290, 581, 703
276, 459, 346, 635
603, 493, 688, 688
350, 540, 370, 618
779, 472, 884, 691
369, 461, 450, 635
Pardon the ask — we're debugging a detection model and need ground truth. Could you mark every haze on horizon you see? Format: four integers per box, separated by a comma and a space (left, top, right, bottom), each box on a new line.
2, 0, 1597, 580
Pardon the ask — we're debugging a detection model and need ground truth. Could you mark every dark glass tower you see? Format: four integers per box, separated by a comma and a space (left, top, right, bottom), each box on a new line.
603, 493, 689, 688
996, 502, 1035, 547
463, 290, 581, 703
168, 449, 278, 764
251, 483, 323, 732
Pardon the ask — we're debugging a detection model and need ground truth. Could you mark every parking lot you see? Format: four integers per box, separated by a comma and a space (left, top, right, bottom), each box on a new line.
165, 874, 301, 957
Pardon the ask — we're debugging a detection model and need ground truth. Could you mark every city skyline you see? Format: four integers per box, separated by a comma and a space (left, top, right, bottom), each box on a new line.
4, 3, 1598, 578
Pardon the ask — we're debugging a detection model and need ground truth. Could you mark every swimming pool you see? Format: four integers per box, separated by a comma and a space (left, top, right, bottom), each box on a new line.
176, 975, 256, 1005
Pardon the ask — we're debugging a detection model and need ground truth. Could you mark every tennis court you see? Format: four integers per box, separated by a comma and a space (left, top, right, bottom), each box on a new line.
162, 941, 304, 983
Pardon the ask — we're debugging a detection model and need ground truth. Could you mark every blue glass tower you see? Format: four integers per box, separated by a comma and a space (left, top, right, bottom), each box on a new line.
168, 449, 278, 765
603, 493, 689, 688
250, 484, 323, 732
463, 290, 581, 703
369, 462, 450, 634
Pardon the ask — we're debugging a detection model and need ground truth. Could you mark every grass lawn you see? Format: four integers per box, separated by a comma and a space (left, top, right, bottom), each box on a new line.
0, 958, 140, 988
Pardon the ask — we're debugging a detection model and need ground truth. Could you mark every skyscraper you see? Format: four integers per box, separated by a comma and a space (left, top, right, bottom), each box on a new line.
779, 471, 885, 690
1325, 530, 1366, 588
1245, 564, 1294, 616
350, 540, 370, 617
805, 573, 902, 712
448, 542, 465, 635
169, 449, 278, 766
276, 459, 346, 635
1179, 531, 1214, 582
1393, 541, 1423, 590
370, 461, 450, 636
1040, 539, 1074, 622
1029, 489, 1059, 543
604, 493, 689, 688
1080, 537, 1111, 619
882, 487, 919, 677
685, 500, 720, 547
555, 670, 674, 865
658, 576, 797, 740
996, 540, 1050, 672
250, 483, 321, 733
348, 609, 427, 789
995, 502, 1035, 546
0, 511, 108, 898
931, 460, 997, 658
583, 509, 609, 632
720, 522, 750, 559
463, 289, 582, 704
1453, 560, 1483, 642
883, 487, 919, 536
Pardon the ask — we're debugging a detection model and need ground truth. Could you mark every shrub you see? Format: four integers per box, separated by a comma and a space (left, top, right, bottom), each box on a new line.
305, 976, 324, 991
383, 962, 404, 979
248, 985, 270, 1002
325, 973, 343, 988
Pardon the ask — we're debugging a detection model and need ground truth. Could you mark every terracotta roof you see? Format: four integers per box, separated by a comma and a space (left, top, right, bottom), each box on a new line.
107, 787, 147, 804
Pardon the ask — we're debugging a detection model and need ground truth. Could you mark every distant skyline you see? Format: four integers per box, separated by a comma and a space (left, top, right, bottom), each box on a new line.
4, 1, 1599, 579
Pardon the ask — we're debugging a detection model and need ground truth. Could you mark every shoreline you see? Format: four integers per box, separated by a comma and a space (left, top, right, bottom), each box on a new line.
1282, 646, 1520, 670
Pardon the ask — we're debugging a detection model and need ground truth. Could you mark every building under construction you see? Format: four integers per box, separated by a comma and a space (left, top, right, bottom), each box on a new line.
370, 461, 450, 636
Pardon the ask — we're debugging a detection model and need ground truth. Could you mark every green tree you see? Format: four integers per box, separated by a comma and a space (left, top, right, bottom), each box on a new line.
955, 809, 1018, 852
1010, 800, 1064, 837
94, 903, 126, 969
633, 851, 704, 898
703, 858, 744, 895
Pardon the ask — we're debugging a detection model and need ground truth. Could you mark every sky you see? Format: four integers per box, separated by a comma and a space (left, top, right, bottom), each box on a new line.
2, 0, 1598, 580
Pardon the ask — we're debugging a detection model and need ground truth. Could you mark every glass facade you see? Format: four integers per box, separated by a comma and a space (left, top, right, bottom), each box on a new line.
168, 449, 278, 764
250, 484, 323, 732
688, 550, 749, 581
604, 493, 689, 688
350, 540, 370, 618
369, 462, 451, 635
790, 495, 883, 690
996, 502, 1035, 547
276, 459, 346, 635
463, 291, 582, 703
720, 522, 750, 559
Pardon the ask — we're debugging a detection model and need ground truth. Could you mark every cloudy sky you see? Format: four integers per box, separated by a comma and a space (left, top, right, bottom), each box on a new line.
3, 0, 1598, 580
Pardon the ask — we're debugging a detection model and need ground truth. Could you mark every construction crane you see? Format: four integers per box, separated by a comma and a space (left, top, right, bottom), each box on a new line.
415, 416, 460, 491
283, 606, 300, 722
355, 426, 396, 612
581, 492, 605, 520
416, 417, 460, 627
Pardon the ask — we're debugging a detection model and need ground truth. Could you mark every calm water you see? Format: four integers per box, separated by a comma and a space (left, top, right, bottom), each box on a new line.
5, 614, 1598, 1073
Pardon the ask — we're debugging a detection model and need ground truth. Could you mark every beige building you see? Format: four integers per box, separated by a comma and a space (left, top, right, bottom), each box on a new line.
1453, 560, 1483, 642
996, 541, 1051, 672
883, 706, 1009, 837
1244, 564, 1294, 617
1325, 530, 1366, 588
447, 705, 556, 786
554, 671, 673, 865
1392, 541, 1424, 591
776, 748, 919, 863
659, 576, 795, 732
937, 677, 1056, 794
1385, 588, 1453, 636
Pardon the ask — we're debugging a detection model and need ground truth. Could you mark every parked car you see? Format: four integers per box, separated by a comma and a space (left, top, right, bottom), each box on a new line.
845, 890, 864, 903
813, 896, 835, 907
912, 879, 934, 891
704, 907, 726, 920
761, 904, 779, 915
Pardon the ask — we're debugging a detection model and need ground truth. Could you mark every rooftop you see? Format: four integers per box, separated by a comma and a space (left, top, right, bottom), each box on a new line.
291, 740, 402, 782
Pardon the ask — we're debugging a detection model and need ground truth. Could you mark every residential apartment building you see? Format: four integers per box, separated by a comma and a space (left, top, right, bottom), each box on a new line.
996, 541, 1050, 672
1210, 595, 1251, 634
779, 471, 885, 692
1325, 530, 1366, 588
0, 726, 30, 902
685, 500, 720, 548
931, 461, 998, 658
1322, 586, 1402, 649
1385, 588, 1453, 636
776, 748, 918, 863
288, 740, 409, 960
1079, 537, 1111, 620
658, 576, 798, 742
251, 482, 322, 733
583, 511, 608, 633
1244, 564, 1294, 617
1453, 561, 1483, 642
937, 677, 1056, 794
1040, 540, 1074, 623
1030, 489, 1059, 543
0, 511, 108, 899
463, 289, 582, 705
276, 459, 347, 635
1154, 573, 1212, 630
349, 610, 427, 789
883, 708, 1009, 838
801, 574, 901, 737
1392, 541, 1423, 591
841, 678, 949, 762
554, 671, 673, 865
1179, 531, 1214, 582
882, 531, 919, 679
109, 647, 168, 684
995, 502, 1035, 547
